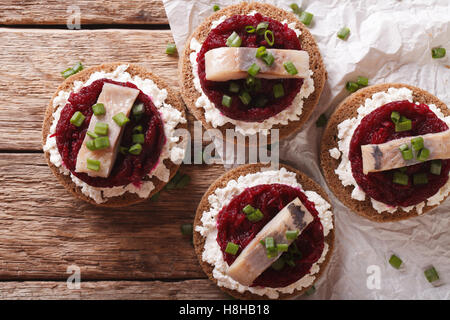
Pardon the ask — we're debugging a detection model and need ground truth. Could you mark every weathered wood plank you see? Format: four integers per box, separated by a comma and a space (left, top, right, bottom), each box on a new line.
0, 1, 168, 25
0, 153, 227, 280
0, 280, 228, 300
0, 28, 181, 151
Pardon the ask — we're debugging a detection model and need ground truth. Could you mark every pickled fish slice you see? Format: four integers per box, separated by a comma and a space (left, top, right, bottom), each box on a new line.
361, 130, 450, 174
75, 83, 139, 178
226, 197, 314, 286
205, 47, 310, 81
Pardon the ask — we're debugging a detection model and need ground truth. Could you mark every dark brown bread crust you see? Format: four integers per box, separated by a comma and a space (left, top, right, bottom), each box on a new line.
193, 163, 335, 300
42, 62, 187, 207
320, 83, 449, 222
179, 2, 327, 143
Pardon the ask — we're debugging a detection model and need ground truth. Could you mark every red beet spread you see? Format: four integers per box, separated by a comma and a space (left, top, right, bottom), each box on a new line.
349, 100, 449, 207
217, 184, 324, 288
197, 14, 303, 122
55, 79, 165, 188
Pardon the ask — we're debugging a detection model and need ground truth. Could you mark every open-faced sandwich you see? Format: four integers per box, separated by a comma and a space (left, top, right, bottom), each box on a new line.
193, 163, 334, 299
42, 63, 187, 207
179, 2, 326, 141
321, 84, 450, 222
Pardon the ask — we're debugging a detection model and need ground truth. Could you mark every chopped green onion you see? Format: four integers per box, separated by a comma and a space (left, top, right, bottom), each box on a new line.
424, 266, 440, 283
86, 158, 100, 171
94, 122, 109, 136
391, 111, 401, 123
399, 144, 413, 161
316, 114, 327, 127
176, 174, 191, 189
389, 254, 403, 269
225, 242, 239, 255
86, 131, 98, 139
346, 81, 359, 93
299, 11, 314, 26
229, 82, 240, 93
305, 285, 316, 296
256, 22, 269, 35
245, 25, 256, 33
86, 139, 97, 151
393, 171, 409, 186
132, 133, 145, 144
411, 137, 424, 151
112, 112, 130, 127
180, 223, 193, 236
165, 43, 177, 55
255, 46, 267, 58
286, 230, 299, 240
262, 52, 275, 66
132, 103, 145, 116
431, 47, 446, 59
255, 96, 268, 108
129, 143, 142, 155
430, 160, 442, 175
133, 125, 143, 133
357, 76, 369, 87
213, 4, 220, 12
417, 148, 430, 162
70, 111, 85, 127
337, 27, 350, 40
226, 31, 242, 47
239, 91, 252, 105
271, 258, 285, 271
92, 103, 106, 116
247, 63, 261, 77
94, 136, 110, 150
61, 62, 83, 78
276, 243, 289, 252
265, 237, 275, 251
243, 204, 255, 215
247, 209, 263, 222
283, 61, 298, 75
119, 146, 128, 155
413, 173, 428, 185
264, 30, 275, 46
395, 117, 412, 132
290, 3, 301, 15
222, 95, 232, 108
273, 83, 285, 98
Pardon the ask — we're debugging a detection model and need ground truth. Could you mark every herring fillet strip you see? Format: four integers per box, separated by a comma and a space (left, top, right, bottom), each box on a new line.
226, 197, 314, 286
205, 47, 310, 81
75, 83, 139, 178
361, 130, 450, 174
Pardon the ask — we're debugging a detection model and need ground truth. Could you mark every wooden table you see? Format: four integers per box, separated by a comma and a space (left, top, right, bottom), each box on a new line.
0, 0, 229, 299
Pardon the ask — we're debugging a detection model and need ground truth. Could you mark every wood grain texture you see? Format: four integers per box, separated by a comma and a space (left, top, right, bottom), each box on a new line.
0, 280, 228, 300
0, 28, 182, 151
0, 0, 168, 25
0, 153, 227, 280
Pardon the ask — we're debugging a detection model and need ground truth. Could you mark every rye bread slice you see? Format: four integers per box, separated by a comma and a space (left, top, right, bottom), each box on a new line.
42, 62, 187, 207
179, 2, 327, 144
193, 163, 335, 300
320, 83, 450, 222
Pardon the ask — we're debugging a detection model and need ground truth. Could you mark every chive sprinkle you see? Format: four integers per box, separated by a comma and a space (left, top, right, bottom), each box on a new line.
337, 27, 350, 40
94, 136, 110, 150
86, 131, 98, 139
86, 158, 100, 171
112, 112, 130, 127
424, 266, 440, 283
132, 102, 145, 116
283, 61, 298, 75
213, 4, 220, 12
389, 254, 403, 269
264, 30, 275, 46
290, 3, 302, 15
92, 103, 106, 116
70, 111, 85, 127
357, 76, 369, 87
431, 47, 446, 59
286, 230, 299, 240
165, 43, 177, 55
245, 25, 256, 33
417, 148, 430, 162
243, 204, 255, 215
128, 143, 142, 155
239, 91, 252, 105
222, 95, 232, 108
346, 81, 359, 93
299, 11, 313, 26
225, 242, 239, 255
430, 160, 442, 175
94, 122, 109, 136
393, 171, 408, 186
256, 22, 269, 35
248, 63, 261, 77
411, 136, 424, 151
273, 83, 285, 98
226, 31, 242, 47
61, 62, 84, 78
229, 82, 240, 93
413, 173, 428, 185
132, 133, 145, 144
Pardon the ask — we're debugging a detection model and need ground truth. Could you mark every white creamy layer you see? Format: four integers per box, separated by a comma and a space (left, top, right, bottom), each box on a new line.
332, 87, 450, 214
189, 14, 315, 136
195, 167, 333, 299
43, 64, 187, 204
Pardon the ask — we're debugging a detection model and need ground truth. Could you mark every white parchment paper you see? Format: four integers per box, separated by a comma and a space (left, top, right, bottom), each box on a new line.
162, 0, 450, 299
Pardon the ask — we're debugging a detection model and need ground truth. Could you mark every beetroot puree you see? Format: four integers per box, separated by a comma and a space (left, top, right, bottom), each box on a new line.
55, 79, 165, 188
349, 100, 450, 207
217, 184, 324, 288
197, 14, 303, 122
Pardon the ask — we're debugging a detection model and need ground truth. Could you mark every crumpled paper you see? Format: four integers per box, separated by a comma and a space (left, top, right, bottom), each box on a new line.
162, 0, 450, 299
